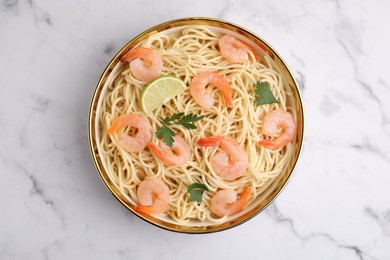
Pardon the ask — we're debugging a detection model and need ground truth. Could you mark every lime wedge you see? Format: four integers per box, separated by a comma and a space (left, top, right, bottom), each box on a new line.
140, 76, 187, 113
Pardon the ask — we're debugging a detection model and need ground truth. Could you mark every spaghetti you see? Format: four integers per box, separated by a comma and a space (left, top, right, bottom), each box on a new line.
98, 25, 297, 225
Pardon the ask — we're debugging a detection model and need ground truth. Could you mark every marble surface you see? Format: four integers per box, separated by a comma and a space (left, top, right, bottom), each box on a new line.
1, 0, 390, 259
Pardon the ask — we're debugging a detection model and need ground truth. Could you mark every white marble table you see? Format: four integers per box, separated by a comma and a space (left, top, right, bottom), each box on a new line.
1, 0, 389, 259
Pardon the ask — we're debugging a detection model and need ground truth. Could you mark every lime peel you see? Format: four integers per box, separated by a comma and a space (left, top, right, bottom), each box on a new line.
140, 76, 187, 113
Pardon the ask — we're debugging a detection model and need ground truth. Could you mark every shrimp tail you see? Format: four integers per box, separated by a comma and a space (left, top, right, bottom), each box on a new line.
236, 40, 259, 61
239, 187, 251, 203
212, 74, 233, 108
106, 118, 122, 135
148, 143, 164, 156
222, 90, 233, 108
121, 47, 153, 62
121, 49, 138, 62
135, 205, 155, 214
259, 139, 286, 150
148, 137, 191, 166
258, 140, 277, 149
148, 143, 176, 166
225, 187, 251, 214
197, 136, 224, 146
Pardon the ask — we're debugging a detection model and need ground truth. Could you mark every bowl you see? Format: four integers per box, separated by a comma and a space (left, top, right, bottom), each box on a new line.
88, 17, 304, 233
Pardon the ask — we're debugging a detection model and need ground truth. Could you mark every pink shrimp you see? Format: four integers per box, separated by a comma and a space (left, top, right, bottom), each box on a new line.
189, 71, 232, 109
148, 136, 192, 166
197, 136, 248, 180
210, 187, 251, 217
218, 34, 259, 63
135, 179, 170, 215
258, 109, 296, 150
121, 47, 163, 82
106, 114, 152, 152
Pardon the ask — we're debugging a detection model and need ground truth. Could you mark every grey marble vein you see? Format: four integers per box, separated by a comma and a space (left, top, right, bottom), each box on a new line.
2, 155, 66, 227
331, 1, 390, 132
22, 167, 65, 227
330, 89, 365, 111
47, 127, 68, 152
349, 140, 390, 162
27, 171, 54, 206
3, 0, 17, 9
378, 78, 390, 95
117, 248, 129, 256
266, 203, 301, 238
30, 93, 50, 113
26, 0, 54, 28
311, 232, 381, 260
104, 44, 116, 56
305, 232, 370, 260
39, 11, 52, 26
267, 203, 378, 259
1, 0, 18, 14
343, 246, 364, 260
306, 137, 390, 165
40, 239, 63, 260
295, 70, 306, 91
364, 207, 390, 236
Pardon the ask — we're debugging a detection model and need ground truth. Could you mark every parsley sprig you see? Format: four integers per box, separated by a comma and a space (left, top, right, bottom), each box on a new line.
255, 81, 279, 106
156, 113, 204, 147
187, 183, 208, 202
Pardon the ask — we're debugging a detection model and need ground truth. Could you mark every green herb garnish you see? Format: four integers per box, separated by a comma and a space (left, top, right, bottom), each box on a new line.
187, 183, 208, 202
156, 113, 204, 147
155, 124, 176, 148
255, 81, 279, 105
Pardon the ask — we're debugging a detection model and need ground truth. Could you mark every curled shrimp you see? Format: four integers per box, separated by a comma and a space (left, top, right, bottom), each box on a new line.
258, 109, 296, 150
218, 34, 259, 63
135, 179, 170, 215
190, 71, 232, 109
121, 47, 163, 82
210, 187, 251, 217
106, 114, 152, 152
148, 136, 192, 166
197, 136, 248, 180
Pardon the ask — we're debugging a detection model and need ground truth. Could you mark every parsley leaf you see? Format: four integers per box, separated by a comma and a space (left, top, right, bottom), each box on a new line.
156, 113, 204, 147
187, 183, 208, 202
155, 124, 175, 147
176, 114, 204, 129
162, 112, 185, 124
255, 81, 279, 106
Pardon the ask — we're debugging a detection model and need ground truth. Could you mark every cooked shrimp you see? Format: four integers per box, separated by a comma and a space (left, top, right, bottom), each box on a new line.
121, 47, 163, 82
258, 109, 296, 150
148, 136, 192, 166
197, 136, 248, 180
135, 179, 170, 215
218, 34, 259, 63
190, 71, 233, 109
106, 114, 152, 152
210, 187, 251, 217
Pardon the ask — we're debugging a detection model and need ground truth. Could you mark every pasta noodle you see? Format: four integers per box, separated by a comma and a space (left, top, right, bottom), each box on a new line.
98, 25, 296, 225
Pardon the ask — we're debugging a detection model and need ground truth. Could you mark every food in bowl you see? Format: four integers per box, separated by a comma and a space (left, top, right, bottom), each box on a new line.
96, 24, 299, 227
